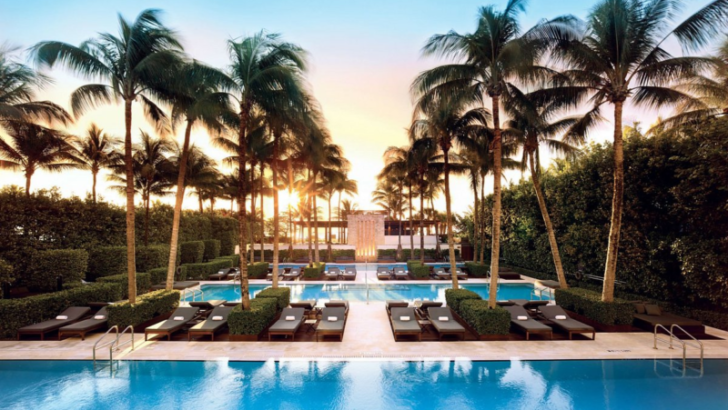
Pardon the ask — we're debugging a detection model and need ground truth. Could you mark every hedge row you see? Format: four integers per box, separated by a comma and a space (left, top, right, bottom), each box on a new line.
228, 297, 278, 335
28, 249, 88, 292
0, 282, 123, 339
255, 287, 291, 310
445, 289, 481, 313
87, 245, 172, 281
247, 263, 269, 279
406, 260, 430, 279
203, 240, 221, 261
97, 272, 152, 298
378, 248, 460, 262
445, 288, 510, 335
179, 259, 233, 280
464, 262, 488, 278
554, 288, 634, 326
218, 254, 241, 268
255, 249, 356, 262
181, 241, 205, 264
303, 262, 326, 279
107, 289, 180, 328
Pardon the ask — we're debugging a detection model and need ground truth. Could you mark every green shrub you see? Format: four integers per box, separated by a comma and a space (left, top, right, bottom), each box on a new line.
203, 240, 221, 261
28, 249, 88, 292
215, 254, 241, 268
107, 289, 180, 328
97, 272, 152, 297
180, 241, 205, 264
555, 288, 634, 326
180, 259, 233, 280
0, 258, 15, 291
445, 288, 482, 314
218, 231, 236, 256
255, 287, 290, 310
87, 246, 127, 280
303, 262, 326, 279
228, 297, 278, 335
136, 245, 170, 273
406, 260, 430, 279
247, 262, 269, 279
464, 262, 489, 278
0, 282, 123, 339
148, 267, 168, 285
459, 300, 511, 335
326, 249, 356, 262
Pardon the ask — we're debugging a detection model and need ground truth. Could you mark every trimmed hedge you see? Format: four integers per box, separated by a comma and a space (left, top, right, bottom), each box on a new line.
303, 262, 326, 279
87, 246, 127, 280
180, 259, 233, 280
0, 258, 15, 290
378, 248, 459, 262
180, 241, 205, 264
228, 297, 278, 335
406, 260, 431, 279
459, 300, 511, 335
107, 289, 180, 328
97, 272, 152, 297
0, 282, 124, 339
464, 262, 488, 278
445, 288, 482, 313
28, 249, 88, 292
203, 240, 221, 261
218, 231, 236, 256
255, 287, 291, 310
215, 254, 241, 268
136, 245, 170, 273
247, 263, 269, 279
555, 288, 634, 326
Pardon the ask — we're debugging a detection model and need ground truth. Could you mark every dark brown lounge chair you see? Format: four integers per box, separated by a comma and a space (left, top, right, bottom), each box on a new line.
189, 300, 226, 317
145, 307, 200, 341
325, 300, 350, 315
58, 307, 109, 341
431, 268, 450, 280
324, 267, 341, 280
504, 305, 553, 340
389, 307, 422, 341
498, 272, 521, 280
188, 306, 234, 341
633, 304, 705, 334
268, 307, 306, 341
283, 267, 302, 281
393, 267, 409, 280
316, 307, 347, 341
209, 268, 235, 280
386, 300, 409, 313
539, 305, 595, 340
413, 300, 443, 318
453, 268, 468, 281
342, 267, 357, 281
18, 307, 91, 340
428, 307, 467, 340
377, 267, 392, 280
508, 299, 550, 310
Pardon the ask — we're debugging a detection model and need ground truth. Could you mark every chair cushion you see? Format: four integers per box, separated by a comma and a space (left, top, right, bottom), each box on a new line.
645, 304, 661, 316
634, 303, 646, 314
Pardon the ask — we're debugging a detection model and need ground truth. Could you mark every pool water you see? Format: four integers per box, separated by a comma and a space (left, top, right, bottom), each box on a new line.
1, 360, 726, 409
184, 283, 540, 302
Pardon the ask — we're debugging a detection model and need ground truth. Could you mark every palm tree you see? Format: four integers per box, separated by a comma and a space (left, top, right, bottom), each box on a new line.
372, 179, 404, 221
170, 144, 220, 212
33, 9, 184, 303
380, 146, 412, 260
338, 198, 358, 243
75, 123, 121, 203
109, 131, 175, 247
0, 120, 82, 195
334, 174, 357, 244
413, 0, 553, 305
223, 31, 307, 308
407, 139, 445, 264
550, 0, 728, 301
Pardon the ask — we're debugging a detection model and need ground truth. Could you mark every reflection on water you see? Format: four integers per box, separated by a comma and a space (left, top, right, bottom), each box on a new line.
1, 360, 727, 410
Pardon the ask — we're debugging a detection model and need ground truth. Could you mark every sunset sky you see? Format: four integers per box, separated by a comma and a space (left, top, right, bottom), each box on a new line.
0, 0, 716, 216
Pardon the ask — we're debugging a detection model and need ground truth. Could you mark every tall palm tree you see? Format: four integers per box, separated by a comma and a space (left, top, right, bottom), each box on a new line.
550, 0, 728, 301
223, 31, 306, 308
380, 146, 413, 260
338, 198, 358, 244
372, 179, 404, 221
170, 144, 220, 212
0, 120, 82, 195
74, 123, 121, 203
334, 174, 357, 244
33, 9, 184, 303
413, 0, 553, 306
407, 139, 444, 264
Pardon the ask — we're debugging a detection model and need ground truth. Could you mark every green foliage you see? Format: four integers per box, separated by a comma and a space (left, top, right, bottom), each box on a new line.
406, 260, 430, 279
97, 272, 152, 298
247, 262, 269, 279
107, 289, 180, 328
135, 245, 170, 273
202, 240, 221, 261
180, 241, 205, 264
379, 248, 452, 262
303, 262, 326, 279
0, 282, 123, 339
445, 288, 482, 313
147, 267, 169, 286
87, 246, 127, 280
227, 297, 278, 335
218, 231, 236, 256
459, 300, 511, 335
255, 287, 290, 310
222, 254, 241, 267
464, 262, 488, 277
555, 288, 634, 326
180, 259, 233, 280
27, 249, 88, 292
0, 258, 15, 288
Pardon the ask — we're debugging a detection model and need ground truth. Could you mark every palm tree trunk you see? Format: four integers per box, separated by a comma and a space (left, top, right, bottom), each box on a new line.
602, 100, 625, 302
238, 102, 251, 310
529, 151, 568, 289
443, 147, 459, 289
259, 163, 264, 263
24, 170, 32, 197
250, 163, 257, 264
488, 95, 502, 308
479, 174, 486, 264
327, 194, 332, 262
472, 177, 479, 263
123, 99, 137, 304
313, 173, 320, 263
92, 170, 98, 203
338, 192, 343, 244
306, 169, 312, 263
419, 186, 425, 264
165, 120, 193, 290
144, 196, 151, 247
408, 183, 414, 260
272, 135, 280, 288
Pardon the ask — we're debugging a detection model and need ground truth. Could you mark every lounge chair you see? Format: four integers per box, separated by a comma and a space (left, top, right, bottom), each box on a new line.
188, 306, 234, 341
428, 307, 467, 340
431, 268, 450, 280
268, 307, 306, 341
498, 271, 521, 280
413, 300, 443, 318
342, 267, 357, 281
454, 268, 468, 281
325, 300, 350, 315
223, 302, 241, 307
632, 303, 705, 334
539, 305, 595, 340
393, 267, 409, 280
18, 307, 91, 340
227, 268, 241, 280
386, 300, 409, 313
283, 267, 302, 281
377, 267, 392, 280
58, 307, 109, 341
315, 307, 347, 341
144, 307, 200, 341
389, 307, 423, 341
290, 300, 317, 310
188, 300, 226, 317
324, 267, 341, 280
508, 299, 550, 311
504, 305, 553, 340
209, 268, 235, 281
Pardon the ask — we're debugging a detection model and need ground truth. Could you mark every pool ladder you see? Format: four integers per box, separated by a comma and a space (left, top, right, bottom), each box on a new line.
653, 324, 704, 377
92, 325, 135, 373
183, 287, 205, 301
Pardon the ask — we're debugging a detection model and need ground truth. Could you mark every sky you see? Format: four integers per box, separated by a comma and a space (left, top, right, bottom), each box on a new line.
0, 0, 717, 216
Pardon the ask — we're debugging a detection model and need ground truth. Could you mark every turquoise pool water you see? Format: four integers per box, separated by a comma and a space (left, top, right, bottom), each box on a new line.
1, 360, 725, 409
184, 283, 541, 302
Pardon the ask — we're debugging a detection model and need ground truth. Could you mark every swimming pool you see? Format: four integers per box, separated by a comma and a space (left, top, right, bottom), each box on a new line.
184, 283, 541, 302
1, 359, 726, 409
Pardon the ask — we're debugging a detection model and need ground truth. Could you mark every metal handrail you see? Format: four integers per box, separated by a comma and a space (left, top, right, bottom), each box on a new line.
653, 324, 704, 373
110, 325, 135, 364
93, 325, 119, 363
183, 287, 205, 302
671, 324, 704, 363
